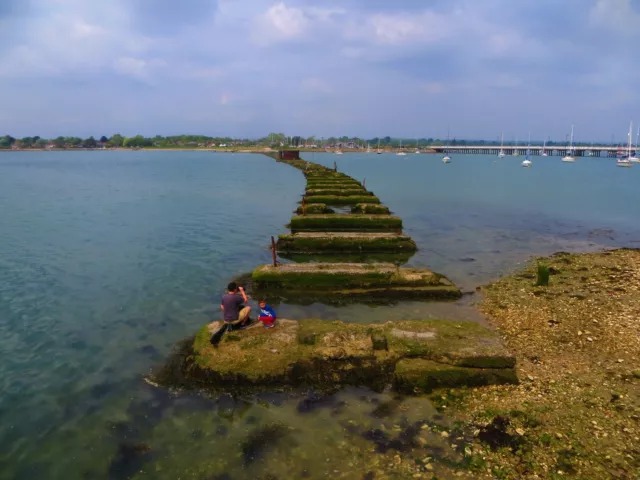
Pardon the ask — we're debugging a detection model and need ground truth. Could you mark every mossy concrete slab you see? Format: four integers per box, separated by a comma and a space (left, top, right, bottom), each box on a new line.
277, 252, 415, 265
302, 195, 381, 206
386, 320, 516, 369
277, 232, 417, 253
290, 214, 401, 232
295, 204, 335, 215
394, 359, 518, 394
305, 188, 372, 197
351, 204, 391, 215
251, 263, 461, 301
306, 180, 363, 188
153, 319, 516, 394
253, 263, 445, 288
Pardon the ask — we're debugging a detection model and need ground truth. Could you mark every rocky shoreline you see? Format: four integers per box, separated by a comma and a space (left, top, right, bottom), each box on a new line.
435, 249, 640, 479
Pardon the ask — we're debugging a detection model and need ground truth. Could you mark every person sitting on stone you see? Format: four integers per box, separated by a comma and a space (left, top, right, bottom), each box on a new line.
221, 282, 251, 330
257, 298, 277, 329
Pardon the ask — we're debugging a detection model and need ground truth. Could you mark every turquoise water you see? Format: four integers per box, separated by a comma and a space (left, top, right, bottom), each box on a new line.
0, 151, 638, 479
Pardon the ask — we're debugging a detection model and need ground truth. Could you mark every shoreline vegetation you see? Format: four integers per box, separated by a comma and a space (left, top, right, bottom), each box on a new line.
0, 146, 438, 153
1, 133, 625, 152
0, 133, 441, 152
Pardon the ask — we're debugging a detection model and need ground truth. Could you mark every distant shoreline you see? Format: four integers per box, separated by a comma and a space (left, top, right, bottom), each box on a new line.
0, 147, 438, 154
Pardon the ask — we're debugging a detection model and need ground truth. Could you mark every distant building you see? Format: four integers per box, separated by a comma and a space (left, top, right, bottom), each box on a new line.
278, 150, 300, 160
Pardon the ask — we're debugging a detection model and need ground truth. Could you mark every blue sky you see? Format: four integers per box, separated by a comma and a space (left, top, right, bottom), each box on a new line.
0, 0, 639, 141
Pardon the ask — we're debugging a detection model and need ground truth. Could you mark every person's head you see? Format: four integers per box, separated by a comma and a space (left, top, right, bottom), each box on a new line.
227, 282, 238, 293
258, 298, 267, 308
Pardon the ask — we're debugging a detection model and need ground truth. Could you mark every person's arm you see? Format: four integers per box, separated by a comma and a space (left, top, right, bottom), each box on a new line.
238, 286, 249, 303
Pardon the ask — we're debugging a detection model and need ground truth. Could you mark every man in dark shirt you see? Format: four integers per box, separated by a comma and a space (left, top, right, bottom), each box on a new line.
221, 282, 251, 329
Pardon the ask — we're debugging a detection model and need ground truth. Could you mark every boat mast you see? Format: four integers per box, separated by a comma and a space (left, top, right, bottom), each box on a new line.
569, 125, 574, 152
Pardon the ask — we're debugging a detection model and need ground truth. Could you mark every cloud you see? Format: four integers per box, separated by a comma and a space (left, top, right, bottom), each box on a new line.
357, 11, 449, 46
113, 57, 166, 81
589, 0, 640, 32
253, 2, 309, 45
0, 0, 638, 140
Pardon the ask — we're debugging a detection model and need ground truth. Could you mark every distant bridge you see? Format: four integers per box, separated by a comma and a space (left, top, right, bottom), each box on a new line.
431, 145, 631, 158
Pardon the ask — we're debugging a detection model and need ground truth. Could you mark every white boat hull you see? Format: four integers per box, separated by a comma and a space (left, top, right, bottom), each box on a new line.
442, 156, 451, 163
522, 160, 532, 167
562, 156, 575, 162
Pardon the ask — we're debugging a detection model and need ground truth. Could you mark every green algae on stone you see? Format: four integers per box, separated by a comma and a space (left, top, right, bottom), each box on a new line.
351, 204, 391, 215
305, 188, 372, 197
384, 320, 516, 369
277, 232, 417, 253
277, 251, 415, 266
295, 204, 335, 215
306, 180, 363, 188
289, 214, 401, 232
250, 263, 461, 302
153, 319, 515, 394
252, 263, 395, 289
394, 359, 518, 394
302, 195, 381, 206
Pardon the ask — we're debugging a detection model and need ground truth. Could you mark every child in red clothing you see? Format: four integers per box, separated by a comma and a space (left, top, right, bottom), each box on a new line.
258, 299, 277, 328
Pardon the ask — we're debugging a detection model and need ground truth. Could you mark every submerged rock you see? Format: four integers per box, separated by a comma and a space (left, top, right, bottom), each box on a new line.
241, 423, 290, 465
108, 442, 152, 480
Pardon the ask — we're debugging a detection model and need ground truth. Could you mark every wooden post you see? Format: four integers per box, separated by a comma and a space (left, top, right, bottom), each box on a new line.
271, 236, 278, 267
362, 178, 366, 189
301, 196, 306, 215
333, 160, 337, 172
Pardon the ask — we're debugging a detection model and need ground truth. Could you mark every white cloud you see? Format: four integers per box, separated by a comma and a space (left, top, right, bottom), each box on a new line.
589, 0, 640, 32
113, 57, 166, 80
0, 1, 155, 78
253, 2, 308, 45
364, 11, 448, 46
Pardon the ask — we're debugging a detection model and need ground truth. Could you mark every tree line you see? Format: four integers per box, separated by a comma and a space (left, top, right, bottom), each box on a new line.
1, 133, 602, 150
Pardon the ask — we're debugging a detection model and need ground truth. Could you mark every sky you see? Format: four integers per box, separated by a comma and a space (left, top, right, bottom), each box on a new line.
0, 0, 639, 141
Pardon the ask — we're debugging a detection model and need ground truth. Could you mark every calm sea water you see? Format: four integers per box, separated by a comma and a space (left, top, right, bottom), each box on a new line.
0, 150, 638, 479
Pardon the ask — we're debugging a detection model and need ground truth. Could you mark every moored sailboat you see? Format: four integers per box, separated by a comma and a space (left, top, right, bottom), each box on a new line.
522, 133, 532, 167
498, 132, 505, 158
396, 139, 407, 156
617, 121, 634, 167
630, 124, 639, 163
562, 125, 576, 162
442, 129, 451, 163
